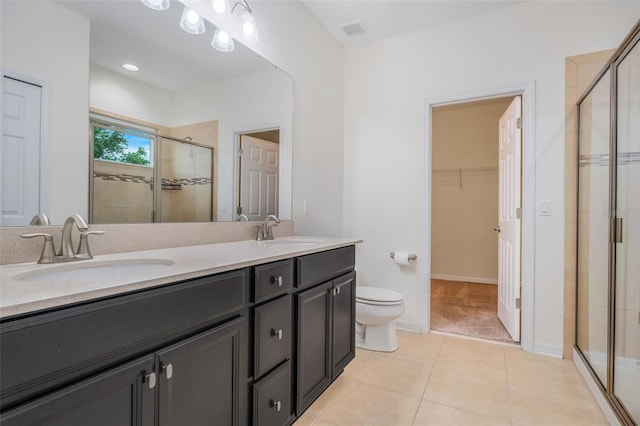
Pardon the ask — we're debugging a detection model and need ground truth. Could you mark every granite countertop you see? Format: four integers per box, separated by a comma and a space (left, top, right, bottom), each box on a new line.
0, 236, 361, 319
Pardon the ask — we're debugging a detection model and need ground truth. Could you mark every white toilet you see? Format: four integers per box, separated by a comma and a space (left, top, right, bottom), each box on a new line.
355, 287, 405, 352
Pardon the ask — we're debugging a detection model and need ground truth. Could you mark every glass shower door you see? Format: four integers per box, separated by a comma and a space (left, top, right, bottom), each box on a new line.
577, 71, 611, 388
613, 38, 640, 423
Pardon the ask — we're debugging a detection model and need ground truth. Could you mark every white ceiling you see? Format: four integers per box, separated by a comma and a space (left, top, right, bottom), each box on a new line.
56, 0, 274, 93
301, 0, 525, 47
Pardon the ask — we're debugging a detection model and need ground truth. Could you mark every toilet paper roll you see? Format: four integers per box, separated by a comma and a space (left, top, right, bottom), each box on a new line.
393, 251, 411, 266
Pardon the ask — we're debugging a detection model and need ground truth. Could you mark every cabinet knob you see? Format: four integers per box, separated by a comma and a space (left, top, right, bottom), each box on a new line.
270, 276, 283, 286
162, 363, 173, 380
270, 399, 282, 412
271, 328, 283, 340
146, 372, 157, 389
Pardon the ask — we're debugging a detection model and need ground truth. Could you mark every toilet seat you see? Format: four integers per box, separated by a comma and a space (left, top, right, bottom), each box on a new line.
356, 287, 404, 306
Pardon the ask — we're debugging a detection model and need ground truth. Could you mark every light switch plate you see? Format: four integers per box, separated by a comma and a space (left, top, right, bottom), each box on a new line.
540, 200, 551, 216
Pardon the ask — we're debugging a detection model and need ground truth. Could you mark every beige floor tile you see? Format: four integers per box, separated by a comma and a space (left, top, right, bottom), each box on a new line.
348, 353, 432, 398
505, 356, 594, 401
376, 330, 444, 366
297, 375, 347, 424
509, 382, 607, 425
432, 346, 507, 382
318, 380, 421, 426
423, 368, 511, 422
439, 334, 514, 357
412, 400, 511, 426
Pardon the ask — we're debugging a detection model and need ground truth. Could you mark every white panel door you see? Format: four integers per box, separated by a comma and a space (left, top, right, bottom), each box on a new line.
1, 77, 42, 226
497, 96, 522, 342
239, 135, 279, 221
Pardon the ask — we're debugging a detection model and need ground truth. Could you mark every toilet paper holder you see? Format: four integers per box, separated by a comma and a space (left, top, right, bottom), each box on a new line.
389, 252, 417, 261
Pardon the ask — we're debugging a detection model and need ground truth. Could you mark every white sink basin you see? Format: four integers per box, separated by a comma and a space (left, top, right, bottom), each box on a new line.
15, 259, 175, 282
261, 238, 325, 247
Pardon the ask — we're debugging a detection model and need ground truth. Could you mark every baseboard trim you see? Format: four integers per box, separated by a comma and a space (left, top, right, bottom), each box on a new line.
395, 320, 423, 333
431, 274, 498, 285
532, 342, 563, 359
573, 348, 621, 426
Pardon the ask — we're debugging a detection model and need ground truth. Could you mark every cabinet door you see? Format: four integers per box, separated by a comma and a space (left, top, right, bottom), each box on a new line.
295, 281, 332, 413
156, 317, 247, 426
331, 272, 356, 377
0, 355, 155, 426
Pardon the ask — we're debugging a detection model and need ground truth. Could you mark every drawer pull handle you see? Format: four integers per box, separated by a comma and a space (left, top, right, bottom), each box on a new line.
146, 372, 157, 389
270, 276, 283, 286
270, 399, 282, 411
271, 328, 283, 340
162, 363, 173, 380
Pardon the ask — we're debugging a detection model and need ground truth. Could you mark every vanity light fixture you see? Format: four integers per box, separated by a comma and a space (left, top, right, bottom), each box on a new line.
140, 0, 169, 11
231, 0, 258, 44
212, 27, 234, 52
122, 63, 140, 71
180, 6, 206, 34
212, 0, 229, 15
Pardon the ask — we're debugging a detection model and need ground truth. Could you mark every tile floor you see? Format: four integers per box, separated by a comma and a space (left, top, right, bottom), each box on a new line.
295, 331, 607, 425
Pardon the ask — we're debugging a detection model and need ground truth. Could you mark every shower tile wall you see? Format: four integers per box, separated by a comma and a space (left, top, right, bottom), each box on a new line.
564, 49, 615, 359
576, 69, 611, 384
613, 39, 639, 422
93, 159, 153, 223
160, 140, 212, 223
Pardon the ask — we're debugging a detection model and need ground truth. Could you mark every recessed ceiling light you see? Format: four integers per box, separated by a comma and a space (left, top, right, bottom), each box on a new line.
122, 63, 140, 71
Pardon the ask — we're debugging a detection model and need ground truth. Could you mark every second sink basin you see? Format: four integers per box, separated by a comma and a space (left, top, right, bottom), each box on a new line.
15, 258, 175, 282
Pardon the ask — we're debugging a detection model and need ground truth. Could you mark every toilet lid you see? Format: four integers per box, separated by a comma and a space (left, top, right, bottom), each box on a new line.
356, 287, 404, 304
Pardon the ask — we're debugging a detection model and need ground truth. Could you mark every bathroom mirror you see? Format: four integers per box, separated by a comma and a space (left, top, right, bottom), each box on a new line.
0, 0, 293, 225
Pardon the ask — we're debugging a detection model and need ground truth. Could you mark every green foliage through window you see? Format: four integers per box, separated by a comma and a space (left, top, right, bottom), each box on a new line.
93, 127, 151, 166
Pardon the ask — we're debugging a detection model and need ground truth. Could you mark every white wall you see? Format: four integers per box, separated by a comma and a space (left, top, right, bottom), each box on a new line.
1, 1, 90, 224
182, 0, 345, 236
171, 68, 293, 221
342, 2, 639, 355
90, 64, 173, 126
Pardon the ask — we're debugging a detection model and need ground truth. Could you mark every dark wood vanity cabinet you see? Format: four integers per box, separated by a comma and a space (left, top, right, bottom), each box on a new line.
1, 318, 247, 426
0, 270, 248, 425
295, 247, 356, 414
0, 245, 356, 426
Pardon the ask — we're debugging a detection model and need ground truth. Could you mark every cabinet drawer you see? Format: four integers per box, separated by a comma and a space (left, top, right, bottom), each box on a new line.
296, 246, 355, 289
253, 259, 293, 303
252, 361, 291, 426
254, 295, 292, 379
0, 269, 247, 411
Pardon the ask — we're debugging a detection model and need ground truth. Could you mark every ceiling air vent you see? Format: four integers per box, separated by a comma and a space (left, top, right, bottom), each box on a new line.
340, 20, 365, 37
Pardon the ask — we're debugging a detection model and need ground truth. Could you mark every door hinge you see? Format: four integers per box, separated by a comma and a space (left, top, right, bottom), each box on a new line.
516, 207, 522, 219
516, 117, 523, 129
515, 298, 521, 309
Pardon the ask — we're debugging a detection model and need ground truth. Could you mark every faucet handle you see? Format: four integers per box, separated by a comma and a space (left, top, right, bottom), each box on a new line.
20, 233, 56, 264
77, 231, 105, 259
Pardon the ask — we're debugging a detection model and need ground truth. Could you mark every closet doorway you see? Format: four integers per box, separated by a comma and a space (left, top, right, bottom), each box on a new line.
429, 96, 522, 344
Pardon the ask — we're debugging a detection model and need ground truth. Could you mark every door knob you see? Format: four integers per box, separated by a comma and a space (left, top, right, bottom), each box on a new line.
493, 226, 501, 232
162, 363, 173, 380
271, 328, 283, 340
270, 400, 282, 411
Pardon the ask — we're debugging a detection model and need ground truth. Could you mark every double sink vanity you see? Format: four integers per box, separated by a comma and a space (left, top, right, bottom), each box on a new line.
0, 236, 360, 425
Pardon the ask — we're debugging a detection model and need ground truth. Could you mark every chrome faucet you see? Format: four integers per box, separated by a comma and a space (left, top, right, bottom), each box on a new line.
29, 213, 51, 226
20, 214, 105, 263
237, 214, 249, 222
256, 214, 280, 240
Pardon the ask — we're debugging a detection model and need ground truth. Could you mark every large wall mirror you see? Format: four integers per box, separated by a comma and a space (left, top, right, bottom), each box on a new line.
0, 0, 293, 226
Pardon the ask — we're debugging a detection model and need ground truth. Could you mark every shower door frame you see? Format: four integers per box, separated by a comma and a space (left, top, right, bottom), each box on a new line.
575, 21, 640, 426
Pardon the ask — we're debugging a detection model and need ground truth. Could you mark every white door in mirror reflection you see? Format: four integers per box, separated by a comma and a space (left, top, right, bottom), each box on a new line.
1, 77, 42, 226
239, 135, 279, 221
